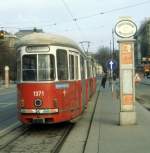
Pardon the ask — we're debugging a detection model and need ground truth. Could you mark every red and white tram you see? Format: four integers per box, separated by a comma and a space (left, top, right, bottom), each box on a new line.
16, 33, 96, 124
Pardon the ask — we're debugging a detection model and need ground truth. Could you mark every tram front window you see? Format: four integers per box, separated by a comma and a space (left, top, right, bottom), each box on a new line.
38, 55, 55, 81
22, 54, 55, 81
22, 55, 37, 81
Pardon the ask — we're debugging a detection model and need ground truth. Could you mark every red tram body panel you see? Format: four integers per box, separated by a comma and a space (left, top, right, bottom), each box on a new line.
85, 79, 89, 105
16, 33, 96, 124
17, 81, 83, 123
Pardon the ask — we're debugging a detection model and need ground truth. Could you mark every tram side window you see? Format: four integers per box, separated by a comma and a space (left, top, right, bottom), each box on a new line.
80, 56, 85, 79
69, 55, 74, 80
87, 61, 90, 78
57, 49, 68, 80
17, 51, 21, 81
90, 64, 93, 78
38, 55, 55, 81
50, 55, 55, 80
75, 56, 79, 80
22, 55, 37, 81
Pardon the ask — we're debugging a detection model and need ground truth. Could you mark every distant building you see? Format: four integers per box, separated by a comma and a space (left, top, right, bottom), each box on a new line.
0, 31, 17, 48
0, 29, 43, 81
5, 34, 17, 48
15, 28, 43, 38
95, 63, 103, 75
135, 19, 150, 66
0, 32, 18, 81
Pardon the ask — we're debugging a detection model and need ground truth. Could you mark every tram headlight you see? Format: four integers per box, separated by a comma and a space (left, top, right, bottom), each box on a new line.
20, 99, 24, 108
34, 99, 43, 107
53, 98, 58, 108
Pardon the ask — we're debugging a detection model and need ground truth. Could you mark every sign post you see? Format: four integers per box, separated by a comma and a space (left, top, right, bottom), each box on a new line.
107, 59, 117, 71
115, 17, 137, 125
106, 59, 117, 99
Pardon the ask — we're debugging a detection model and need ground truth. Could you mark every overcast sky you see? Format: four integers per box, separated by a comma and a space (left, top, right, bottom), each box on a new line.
0, 0, 150, 52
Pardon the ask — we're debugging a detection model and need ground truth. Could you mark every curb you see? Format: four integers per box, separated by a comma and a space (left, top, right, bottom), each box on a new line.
141, 79, 150, 85
0, 85, 16, 90
0, 121, 21, 138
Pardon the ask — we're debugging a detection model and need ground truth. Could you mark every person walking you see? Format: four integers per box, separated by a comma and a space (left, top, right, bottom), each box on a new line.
101, 73, 107, 88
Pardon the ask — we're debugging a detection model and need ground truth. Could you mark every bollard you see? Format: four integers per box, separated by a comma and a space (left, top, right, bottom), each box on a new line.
4, 66, 9, 88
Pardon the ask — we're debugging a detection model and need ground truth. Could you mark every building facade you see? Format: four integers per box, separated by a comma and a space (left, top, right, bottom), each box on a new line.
135, 19, 150, 66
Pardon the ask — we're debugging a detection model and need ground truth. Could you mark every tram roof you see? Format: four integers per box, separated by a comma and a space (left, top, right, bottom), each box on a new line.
15, 32, 83, 52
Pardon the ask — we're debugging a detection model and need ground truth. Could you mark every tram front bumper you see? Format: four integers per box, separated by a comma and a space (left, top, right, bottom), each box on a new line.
20, 108, 59, 114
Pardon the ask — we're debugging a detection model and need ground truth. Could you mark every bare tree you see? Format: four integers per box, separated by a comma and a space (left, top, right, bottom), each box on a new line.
0, 39, 16, 81
94, 46, 110, 72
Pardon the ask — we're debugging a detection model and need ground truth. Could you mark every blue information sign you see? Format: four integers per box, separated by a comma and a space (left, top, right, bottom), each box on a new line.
106, 59, 117, 70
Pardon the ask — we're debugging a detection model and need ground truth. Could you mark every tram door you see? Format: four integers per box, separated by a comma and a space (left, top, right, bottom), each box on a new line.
80, 56, 86, 111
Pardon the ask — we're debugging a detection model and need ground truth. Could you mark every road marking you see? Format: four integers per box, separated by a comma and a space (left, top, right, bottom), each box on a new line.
0, 103, 16, 109
0, 90, 16, 96
0, 102, 16, 105
0, 102, 16, 104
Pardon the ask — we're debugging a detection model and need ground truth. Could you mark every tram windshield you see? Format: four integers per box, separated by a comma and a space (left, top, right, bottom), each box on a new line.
22, 55, 37, 81
22, 54, 55, 81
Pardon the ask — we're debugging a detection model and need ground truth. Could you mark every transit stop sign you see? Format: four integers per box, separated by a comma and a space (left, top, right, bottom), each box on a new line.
106, 59, 117, 71
115, 17, 137, 125
115, 17, 137, 38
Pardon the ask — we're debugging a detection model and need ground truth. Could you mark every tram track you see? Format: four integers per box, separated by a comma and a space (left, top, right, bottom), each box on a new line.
0, 124, 28, 150
51, 123, 73, 153
0, 122, 73, 153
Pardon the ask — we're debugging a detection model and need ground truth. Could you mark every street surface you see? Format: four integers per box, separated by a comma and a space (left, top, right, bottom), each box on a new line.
135, 82, 150, 110
0, 86, 17, 131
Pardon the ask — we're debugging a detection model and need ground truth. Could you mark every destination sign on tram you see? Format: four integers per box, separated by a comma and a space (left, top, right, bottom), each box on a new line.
26, 46, 50, 52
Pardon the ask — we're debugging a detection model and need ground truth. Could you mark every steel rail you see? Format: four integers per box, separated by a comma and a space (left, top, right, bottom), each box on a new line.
0, 123, 73, 152
51, 123, 74, 153
0, 124, 29, 150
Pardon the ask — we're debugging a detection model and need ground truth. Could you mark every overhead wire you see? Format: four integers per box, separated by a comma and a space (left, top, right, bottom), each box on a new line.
61, 0, 86, 40
1, 0, 150, 51
61, 0, 91, 52
77, 0, 150, 20
1, 0, 150, 30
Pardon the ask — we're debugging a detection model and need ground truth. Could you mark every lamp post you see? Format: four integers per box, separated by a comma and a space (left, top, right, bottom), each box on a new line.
112, 29, 115, 59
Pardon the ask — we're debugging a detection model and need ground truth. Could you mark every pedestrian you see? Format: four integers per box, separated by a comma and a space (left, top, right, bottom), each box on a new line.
135, 73, 141, 85
115, 78, 120, 99
101, 73, 107, 88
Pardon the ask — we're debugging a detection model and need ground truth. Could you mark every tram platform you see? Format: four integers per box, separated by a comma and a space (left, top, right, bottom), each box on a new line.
60, 83, 150, 153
